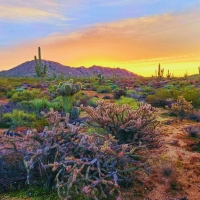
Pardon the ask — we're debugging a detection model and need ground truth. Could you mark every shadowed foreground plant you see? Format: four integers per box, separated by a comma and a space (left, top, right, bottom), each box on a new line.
1, 111, 145, 200
81, 101, 160, 147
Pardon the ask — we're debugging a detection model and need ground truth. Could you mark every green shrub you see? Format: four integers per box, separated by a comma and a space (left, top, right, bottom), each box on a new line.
6, 89, 17, 98
146, 88, 178, 107
110, 84, 118, 90
97, 85, 112, 93
33, 117, 49, 132
11, 89, 41, 103
88, 97, 99, 107
31, 98, 63, 112
2, 110, 36, 128
126, 90, 136, 96
116, 96, 139, 109
181, 87, 200, 108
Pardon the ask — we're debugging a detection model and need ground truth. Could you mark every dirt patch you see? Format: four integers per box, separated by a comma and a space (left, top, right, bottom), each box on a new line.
0, 98, 9, 105
83, 90, 113, 99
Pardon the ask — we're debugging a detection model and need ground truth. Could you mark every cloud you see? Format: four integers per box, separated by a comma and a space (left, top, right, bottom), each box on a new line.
0, 5, 69, 22
1, 7, 200, 76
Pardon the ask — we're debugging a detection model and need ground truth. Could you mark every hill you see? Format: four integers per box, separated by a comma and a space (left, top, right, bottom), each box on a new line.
0, 60, 139, 78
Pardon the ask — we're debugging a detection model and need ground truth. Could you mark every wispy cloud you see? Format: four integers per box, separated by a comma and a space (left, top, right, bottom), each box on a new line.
0, 5, 69, 22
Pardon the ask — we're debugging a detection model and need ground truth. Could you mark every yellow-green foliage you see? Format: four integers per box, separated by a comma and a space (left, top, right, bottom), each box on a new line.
11, 89, 42, 103
2, 109, 36, 127
146, 88, 177, 107
171, 96, 193, 121
181, 86, 200, 108
116, 96, 139, 109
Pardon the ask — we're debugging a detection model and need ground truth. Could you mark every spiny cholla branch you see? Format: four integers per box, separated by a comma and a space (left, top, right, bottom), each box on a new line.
1, 116, 145, 200
81, 101, 160, 147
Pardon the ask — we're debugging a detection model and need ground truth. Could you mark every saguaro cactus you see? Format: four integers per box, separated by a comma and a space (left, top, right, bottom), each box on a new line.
54, 79, 82, 113
198, 66, 200, 75
155, 63, 164, 79
97, 73, 104, 85
166, 70, 171, 79
34, 47, 47, 84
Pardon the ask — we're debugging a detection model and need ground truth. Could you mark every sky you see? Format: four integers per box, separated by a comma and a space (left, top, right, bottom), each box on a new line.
0, 0, 200, 77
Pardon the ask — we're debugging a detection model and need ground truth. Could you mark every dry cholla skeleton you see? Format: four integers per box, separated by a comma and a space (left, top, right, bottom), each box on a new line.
81, 101, 161, 147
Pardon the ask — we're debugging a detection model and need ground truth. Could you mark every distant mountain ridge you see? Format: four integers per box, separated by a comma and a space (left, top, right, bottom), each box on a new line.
0, 60, 139, 78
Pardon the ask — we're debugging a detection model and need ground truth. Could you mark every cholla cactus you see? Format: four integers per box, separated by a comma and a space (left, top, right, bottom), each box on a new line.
1, 117, 144, 200
41, 108, 69, 127
171, 96, 193, 121
54, 80, 82, 113
81, 101, 160, 146
34, 47, 47, 84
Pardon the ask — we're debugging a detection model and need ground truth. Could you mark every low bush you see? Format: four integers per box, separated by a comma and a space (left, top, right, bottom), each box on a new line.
116, 96, 139, 109
2, 109, 36, 128
97, 85, 112, 93
11, 89, 42, 103
113, 89, 126, 99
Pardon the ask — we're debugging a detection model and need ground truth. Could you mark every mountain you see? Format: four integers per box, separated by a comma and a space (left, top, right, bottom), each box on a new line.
0, 60, 139, 78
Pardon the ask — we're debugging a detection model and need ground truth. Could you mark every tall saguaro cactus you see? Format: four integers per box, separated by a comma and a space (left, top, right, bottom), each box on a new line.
54, 79, 82, 113
155, 63, 164, 79
34, 47, 47, 84
198, 66, 200, 75
166, 70, 171, 79
97, 73, 104, 85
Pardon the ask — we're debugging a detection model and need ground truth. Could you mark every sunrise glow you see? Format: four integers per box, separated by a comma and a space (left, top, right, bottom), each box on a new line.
0, 0, 200, 77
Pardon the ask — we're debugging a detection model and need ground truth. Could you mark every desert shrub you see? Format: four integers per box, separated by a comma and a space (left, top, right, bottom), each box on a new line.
6, 89, 18, 98
11, 89, 41, 103
87, 97, 99, 108
140, 86, 153, 93
30, 98, 63, 113
126, 89, 136, 96
113, 89, 126, 99
116, 96, 139, 109
181, 87, 200, 108
2, 110, 36, 128
110, 84, 118, 90
146, 88, 178, 107
81, 101, 160, 146
33, 117, 49, 132
1, 117, 144, 200
17, 101, 35, 113
97, 85, 112, 93
163, 84, 178, 90
170, 96, 194, 121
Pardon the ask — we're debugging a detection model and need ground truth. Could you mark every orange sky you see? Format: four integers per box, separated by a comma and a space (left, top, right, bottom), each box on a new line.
1, 6, 200, 77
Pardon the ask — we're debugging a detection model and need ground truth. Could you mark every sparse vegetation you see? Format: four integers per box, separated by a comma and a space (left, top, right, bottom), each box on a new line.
0, 72, 199, 200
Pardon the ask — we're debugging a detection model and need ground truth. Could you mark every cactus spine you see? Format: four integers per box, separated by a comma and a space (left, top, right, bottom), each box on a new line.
34, 47, 47, 84
54, 79, 82, 114
97, 73, 104, 85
